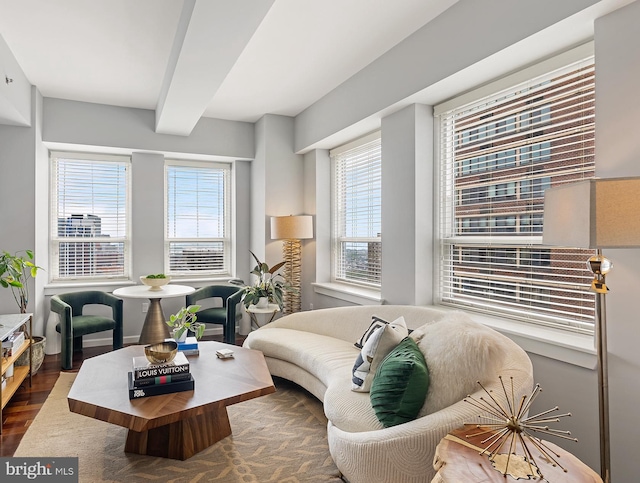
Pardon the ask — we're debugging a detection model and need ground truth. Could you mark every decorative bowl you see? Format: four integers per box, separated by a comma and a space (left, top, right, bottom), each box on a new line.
140, 275, 171, 291
144, 341, 178, 364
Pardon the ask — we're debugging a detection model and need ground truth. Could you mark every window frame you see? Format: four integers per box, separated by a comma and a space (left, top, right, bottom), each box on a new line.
434, 45, 597, 335
49, 151, 132, 283
330, 132, 382, 289
164, 159, 232, 278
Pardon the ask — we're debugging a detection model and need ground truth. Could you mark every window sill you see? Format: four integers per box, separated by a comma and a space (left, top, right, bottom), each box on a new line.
312, 282, 383, 306
44, 280, 134, 296
433, 305, 597, 370
43, 277, 243, 296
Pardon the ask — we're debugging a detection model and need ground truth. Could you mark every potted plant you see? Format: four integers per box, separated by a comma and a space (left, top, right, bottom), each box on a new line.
241, 251, 290, 310
166, 304, 205, 342
0, 249, 42, 313
0, 249, 46, 373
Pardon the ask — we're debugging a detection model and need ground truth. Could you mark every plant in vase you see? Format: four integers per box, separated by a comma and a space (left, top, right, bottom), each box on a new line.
0, 249, 42, 313
241, 251, 291, 310
166, 305, 204, 342
0, 249, 46, 373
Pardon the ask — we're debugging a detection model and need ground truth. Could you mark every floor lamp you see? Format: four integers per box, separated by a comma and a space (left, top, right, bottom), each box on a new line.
271, 215, 314, 315
543, 176, 640, 483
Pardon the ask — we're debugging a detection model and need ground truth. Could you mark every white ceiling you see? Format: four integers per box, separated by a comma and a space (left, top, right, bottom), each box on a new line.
0, 0, 457, 135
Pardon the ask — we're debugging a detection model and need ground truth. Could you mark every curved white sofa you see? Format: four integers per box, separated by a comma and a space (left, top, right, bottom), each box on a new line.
243, 305, 534, 483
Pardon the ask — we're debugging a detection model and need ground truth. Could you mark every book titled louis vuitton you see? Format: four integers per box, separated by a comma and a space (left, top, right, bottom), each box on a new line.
132, 351, 190, 380
127, 372, 194, 399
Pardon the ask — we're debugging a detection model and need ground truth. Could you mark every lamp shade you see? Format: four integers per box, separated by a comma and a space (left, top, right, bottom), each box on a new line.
543, 177, 640, 248
271, 215, 314, 240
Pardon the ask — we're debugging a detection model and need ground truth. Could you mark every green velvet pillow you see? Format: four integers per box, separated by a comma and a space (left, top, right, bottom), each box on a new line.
370, 337, 429, 428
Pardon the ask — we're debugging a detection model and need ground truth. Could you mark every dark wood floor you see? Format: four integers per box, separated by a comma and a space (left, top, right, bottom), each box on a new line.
0, 334, 243, 456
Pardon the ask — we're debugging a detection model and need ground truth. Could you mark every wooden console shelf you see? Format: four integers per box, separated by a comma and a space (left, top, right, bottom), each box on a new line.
0, 313, 33, 434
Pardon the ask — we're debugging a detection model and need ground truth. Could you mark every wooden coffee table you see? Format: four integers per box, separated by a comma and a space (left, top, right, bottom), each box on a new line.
67, 341, 275, 460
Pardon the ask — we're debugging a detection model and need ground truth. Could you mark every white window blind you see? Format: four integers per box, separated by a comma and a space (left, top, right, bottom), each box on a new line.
436, 53, 596, 333
51, 153, 130, 281
331, 133, 382, 287
165, 161, 230, 276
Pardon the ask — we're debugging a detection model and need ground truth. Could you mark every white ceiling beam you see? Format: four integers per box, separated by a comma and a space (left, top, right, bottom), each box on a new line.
155, 0, 274, 136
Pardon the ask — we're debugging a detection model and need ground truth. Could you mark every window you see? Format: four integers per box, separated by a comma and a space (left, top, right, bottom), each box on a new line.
165, 161, 231, 277
436, 50, 596, 334
331, 133, 381, 288
51, 152, 130, 281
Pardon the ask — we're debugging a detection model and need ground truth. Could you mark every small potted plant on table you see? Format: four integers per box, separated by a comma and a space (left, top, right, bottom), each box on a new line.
166, 305, 204, 342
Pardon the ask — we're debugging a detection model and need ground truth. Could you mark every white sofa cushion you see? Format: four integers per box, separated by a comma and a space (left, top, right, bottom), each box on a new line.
244, 327, 357, 388
410, 311, 508, 416
324, 375, 384, 433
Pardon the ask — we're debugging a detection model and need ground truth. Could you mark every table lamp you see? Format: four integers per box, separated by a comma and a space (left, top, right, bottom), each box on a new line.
271, 215, 314, 314
543, 176, 640, 483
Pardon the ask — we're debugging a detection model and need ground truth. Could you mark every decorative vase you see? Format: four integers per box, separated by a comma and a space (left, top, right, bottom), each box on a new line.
172, 329, 188, 343
16, 335, 46, 375
256, 297, 269, 308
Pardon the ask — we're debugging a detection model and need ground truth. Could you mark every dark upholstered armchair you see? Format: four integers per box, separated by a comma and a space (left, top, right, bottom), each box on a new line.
50, 291, 124, 370
186, 285, 243, 344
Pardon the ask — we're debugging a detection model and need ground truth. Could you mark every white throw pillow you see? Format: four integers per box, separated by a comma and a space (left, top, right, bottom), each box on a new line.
410, 311, 507, 415
354, 315, 388, 349
351, 316, 408, 392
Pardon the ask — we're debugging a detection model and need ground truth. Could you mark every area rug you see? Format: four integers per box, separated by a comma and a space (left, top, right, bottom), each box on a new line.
15, 373, 343, 482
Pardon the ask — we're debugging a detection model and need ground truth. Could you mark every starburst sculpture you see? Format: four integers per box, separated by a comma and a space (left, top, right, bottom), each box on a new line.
464, 376, 577, 481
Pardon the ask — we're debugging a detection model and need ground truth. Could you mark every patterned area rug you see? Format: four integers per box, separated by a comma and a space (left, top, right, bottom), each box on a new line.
15, 373, 343, 482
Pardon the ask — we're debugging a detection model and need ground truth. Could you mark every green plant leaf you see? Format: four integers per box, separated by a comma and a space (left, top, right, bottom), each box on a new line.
187, 304, 200, 313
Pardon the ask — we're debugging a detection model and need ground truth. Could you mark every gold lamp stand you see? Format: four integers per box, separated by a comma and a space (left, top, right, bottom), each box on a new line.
589, 250, 612, 483
271, 215, 314, 315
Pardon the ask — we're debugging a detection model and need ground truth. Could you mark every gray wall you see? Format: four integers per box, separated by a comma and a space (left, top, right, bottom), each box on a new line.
294, 0, 600, 152
0, 87, 40, 330
594, 3, 640, 481
43, 98, 255, 160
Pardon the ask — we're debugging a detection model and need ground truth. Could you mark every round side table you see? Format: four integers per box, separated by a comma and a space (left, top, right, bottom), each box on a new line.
113, 284, 195, 344
432, 425, 602, 483
246, 303, 280, 330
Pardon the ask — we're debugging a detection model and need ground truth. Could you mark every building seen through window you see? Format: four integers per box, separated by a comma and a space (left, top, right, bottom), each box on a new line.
51, 154, 129, 281
331, 133, 382, 288
437, 55, 596, 333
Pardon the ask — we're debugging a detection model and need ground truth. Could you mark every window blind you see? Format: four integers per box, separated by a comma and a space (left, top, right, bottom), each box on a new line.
331, 133, 382, 287
51, 153, 130, 280
165, 162, 230, 276
437, 55, 596, 333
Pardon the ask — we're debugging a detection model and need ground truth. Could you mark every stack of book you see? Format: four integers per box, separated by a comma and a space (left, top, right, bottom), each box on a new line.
2, 330, 25, 358
176, 336, 199, 356
128, 351, 195, 399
